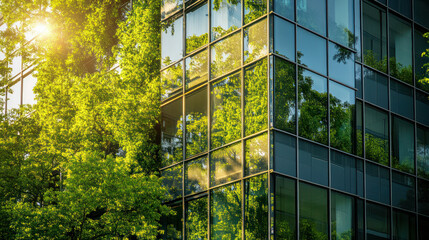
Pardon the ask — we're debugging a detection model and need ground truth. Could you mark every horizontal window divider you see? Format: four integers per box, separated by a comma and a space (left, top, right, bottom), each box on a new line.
365, 198, 392, 209
185, 0, 206, 11
184, 151, 208, 163
161, 9, 183, 24
208, 67, 242, 84
390, 75, 415, 89
161, 93, 183, 107
184, 82, 208, 96
363, 100, 389, 112
208, 137, 243, 152
209, 178, 242, 190
365, 158, 390, 169
242, 171, 270, 181
361, 62, 389, 78
391, 168, 417, 179
243, 129, 269, 140
242, 55, 270, 69
416, 87, 429, 98
184, 45, 207, 59
159, 160, 184, 172
391, 112, 415, 124
184, 191, 208, 201
160, 58, 183, 73
417, 121, 429, 131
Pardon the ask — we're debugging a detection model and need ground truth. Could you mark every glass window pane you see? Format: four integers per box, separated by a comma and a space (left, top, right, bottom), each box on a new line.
211, 182, 242, 240
245, 59, 268, 136
185, 156, 208, 195
186, 197, 208, 240
162, 165, 183, 200
299, 183, 328, 239
244, 174, 268, 239
162, 61, 183, 100
363, 2, 387, 73
244, 0, 267, 24
210, 143, 242, 186
297, 28, 327, 75
391, 80, 414, 119
389, 0, 411, 18
356, 100, 363, 157
211, 0, 241, 41
161, 204, 183, 239
331, 192, 364, 240
274, 131, 296, 177
161, 98, 183, 166
299, 140, 328, 186
274, 57, 296, 133
186, 49, 208, 90
366, 203, 390, 240
365, 105, 389, 166
328, 42, 355, 87
354, 0, 362, 60
244, 19, 268, 63
22, 73, 36, 105
210, 72, 241, 148
366, 162, 390, 205
418, 179, 429, 216
415, 0, 429, 29
274, 175, 296, 240
331, 150, 363, 196
392, 210, 416, 240
10, 55, 21, 79
298, 69, 328, 145
419, 215, 429, 240
389, 14, 412, 84
296, 0, 326, 36
328, 0, 354, 48
211, 32, 241, 79
356, 64, 363, 98
329, 81, 355, 154
392, 171, 415, 211
392, 117, 415, 173
416, 91, 429, 126
364, 67, 388, 109
273, 16, 295, 61
161, 0, 183, 19
162, 16, 183, 67
245, 133, 268, 176
7, 81, 21, 111
417, 126, 429, 179
415, 29, 429, 92
274, 0, 294, 21
186, 3, 208, 53
185, 87, 208, 158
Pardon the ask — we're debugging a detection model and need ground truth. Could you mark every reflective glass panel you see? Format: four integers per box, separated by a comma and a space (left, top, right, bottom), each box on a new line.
274, 57, 296, 133
211, 182, 242, 240
364, 67, 388, 109
418, 179, 429, 216
366, 162, 390, 205
245, 133, 268, 176
298, 69, 328, 145
354, 0, 361, 60
299, 183, 328, 239
186, 197, 208, 240
274, 131, 296, 176
7, 81, 21, 111
390, 80, 413, 119
244, 174, 268, 239
211, 32, 241, 79
392, 171, 415, 211
210, 72, 241, 148
392, 210, 416, 240
331, 150, 363, 196
162, 61, 183, 100
161, 0, 183, 19
389, 14, 412, 84
329, 81, 355, 154
365, 106, 389, 166
328, 0, 354, 48
299, 140, 328, 186
419, 215, 429, 240
244, 19, 268, 63
416, 91, 429, 126
244, 59, 267, 136
244, 0, 267, 24
356, 100, 363, 157
162, 16, 183, 67
296, 0, 326, 36
161, 204, 183, 239
185, 156, 208, 195
297, 28, 327, 75
415, 0, 429, 29
392, 117, 415, 173
185, 87, 208, 157
363, 2, 387, 73
366, 203, 390, 240
186, 3, 208, 53
210, 143, 242, 186
274, 175, 296, 240
389, 0, 411, 18
415, 28, 429, 92
273, 16, 295, 61
22, 75, 36, 106
417, 126, 429, 179
329, 42, 355, 87
186, 49, 208, 90
162, 165, 183, 200
211, 0, 241, 41
331, 192, 364, 240
161, 98, 183, 166
273, 0, 294, 21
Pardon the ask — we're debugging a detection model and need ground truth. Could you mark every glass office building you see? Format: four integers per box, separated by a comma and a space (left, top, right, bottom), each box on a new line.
160, 0, 429, 239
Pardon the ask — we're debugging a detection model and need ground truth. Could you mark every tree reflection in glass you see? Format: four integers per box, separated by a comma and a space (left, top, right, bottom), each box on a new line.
162, 165, 183, 201
244, 0, 266, 24
162, 61, 183, 100
211, 0, 241, 41
210, 143, 242, 186
391, 117, 414, 173
162, 16, 183, 67
186, 3, 208, 53
185, 156, 208, 195
389, 14, 413, 84
245, 133, 268, 176
417, 126, 429, 179
161, 204, 183, 240
328, 0, 355, 48
162, 0, 183, 19
211, 32, 241, 79
244, 19, 268, 64
161, 98, 183, 166
244, 174, 268, 239
274, 175, 296, 240
186, 49, 208, 90
365, 106, 389, 166
186, 197, 208, 239
274, 57, 296, 133
186, 87, 208, 158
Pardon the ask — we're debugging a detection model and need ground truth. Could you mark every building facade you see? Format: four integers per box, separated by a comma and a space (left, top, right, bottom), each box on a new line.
160, 0, 429, 239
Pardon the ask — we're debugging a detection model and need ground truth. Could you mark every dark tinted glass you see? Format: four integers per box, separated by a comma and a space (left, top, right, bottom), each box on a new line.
392, 117, 415, 173
244, 59, 268, 136
186, 87, 208, 158
389, 0, 411, 18
296, 0, 326, 36
363, 2, 387, 73
211, 72, 241, 148
244, 0, 267, 24
299, 183, 328, 239
186, 49, 208, 90
273, 16, 295, 61
299, 140, 328, 186
415, 0, 429, 29
161, 204, 183, 239
211, 0, 241, 40
415, 29, 429, 92
274, 131, 296, 176
328, 42, 355, 87
298, 69, 328, 144
366, 203, 390, 240
356, 64, 362, 98
392, 171, 415, 211
162, 0, 182, 19
416, 91, 429, 126
419, 215, 429, 240
366, 162, 390, 205
162, 16, 183, 67
244, 19, 268, 63
210, 143, 242, 186
331, 192, 364, 240
274, 57, 296, 133
331, 151, 363, 196
186, 3, 208, 53
161, 98, 183, 166
244, 174, 268, 239
364, 67, 388, 109
185, 156, 208, 195
162, 61, 183, 100
211, 32, 241, 78
417, 126, 429, 179
330, 81, 355, 154
365, 105, 389, 166
274, 175, 296, 240
186, 197, 208, 239
391, 80, 413, 119
389, 14, 412, 84
328, 0, 354, 48
297, 28, 327, 75
274, 0, 294, 20
245, 133, 268, 176
418, 179, 429, 216
211, 182, 242, 239
162, 165, 183, 200
392, 210, 416, 240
